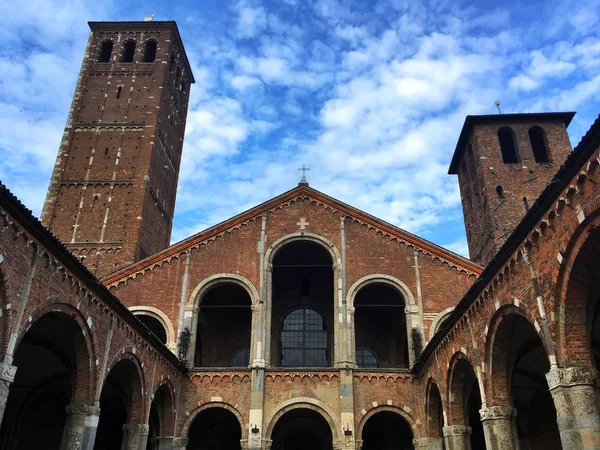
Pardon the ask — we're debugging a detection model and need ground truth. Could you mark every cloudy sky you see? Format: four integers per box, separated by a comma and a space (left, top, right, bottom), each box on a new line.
2, 0, 600, 257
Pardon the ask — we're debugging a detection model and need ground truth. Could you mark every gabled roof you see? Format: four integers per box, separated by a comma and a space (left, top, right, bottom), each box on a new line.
101, 184, 483, 285
448, 112, 575, 174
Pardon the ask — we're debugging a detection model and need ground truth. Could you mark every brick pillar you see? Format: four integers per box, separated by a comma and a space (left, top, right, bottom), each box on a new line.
0, 361, 16, 428
60, 404, 100, 450
122, 422, 150, 450
155, 437, 188, 450
443, 425, 471, 450
480, 406, 518, 450
546, 367, 600, 449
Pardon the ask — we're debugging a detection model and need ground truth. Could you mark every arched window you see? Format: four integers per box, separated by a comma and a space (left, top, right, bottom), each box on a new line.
135, 314, 167, 345
356, 347, 379, 368
496, 185, 504, 198
529, 126, 549, 163
498, 127, 519, 163
122, 40, 136, 63
169, 53, 177, 72
175, 66, 182, 89
143, 40, 157, 63
98, 41, 113, 62
230, 348, 250, 367
281, 308, 328, 367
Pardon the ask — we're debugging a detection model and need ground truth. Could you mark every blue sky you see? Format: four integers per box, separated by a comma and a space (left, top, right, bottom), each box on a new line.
2, 0, 600, 257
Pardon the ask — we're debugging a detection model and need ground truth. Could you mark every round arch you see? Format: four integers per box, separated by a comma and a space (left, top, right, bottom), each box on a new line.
446, 351, 479, 423
425, 378, 445, 438
429, 307, 454, 341
357, 405, 421, 440
129, 306, 176, 350
264, 397, 341, 442
188, 273, 259, 306
181, 401, 246, 438
104, 348, 147, 422
265, 232, 342, 267
346, 274, 415, 309
151, 379, 176, 436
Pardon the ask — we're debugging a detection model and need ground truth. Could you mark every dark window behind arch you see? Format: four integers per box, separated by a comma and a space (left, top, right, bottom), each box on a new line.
529, 126, 550, 163
230, 348, 250, 367
98, 41, 113, 62
122, 40, 136, 63
281, 308, 328, 367
498, 127, 519, 163
136, 314, 167, 345
356, 347, 379, 368
143, 40, 157, 62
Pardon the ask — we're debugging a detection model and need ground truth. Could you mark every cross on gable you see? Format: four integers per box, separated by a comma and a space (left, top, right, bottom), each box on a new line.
297, 218, 309, 230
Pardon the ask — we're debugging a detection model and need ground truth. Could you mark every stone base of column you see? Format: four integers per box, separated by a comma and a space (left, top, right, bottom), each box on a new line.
0, 361, 17, 427
443, 425, 472, 450
122, 422, 150, 450
60, 404, 101, 450
480, 406, 518, 450
546, 367, 600, 450
156, 436, 188, 450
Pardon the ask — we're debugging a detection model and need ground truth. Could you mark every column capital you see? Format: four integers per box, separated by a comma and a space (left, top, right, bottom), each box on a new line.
443, 424, 472, 437
65, 403, 101, 417
479, 405, 517, 421
545, 366, 599, 390
404, 304, 419, 315
412, 437, 429, 448
123, 422, 150, 436
262, 438, 273, 449
0, 361, 17, 383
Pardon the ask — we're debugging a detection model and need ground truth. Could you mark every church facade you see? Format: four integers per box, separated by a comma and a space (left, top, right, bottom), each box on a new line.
0, 19, 599, 450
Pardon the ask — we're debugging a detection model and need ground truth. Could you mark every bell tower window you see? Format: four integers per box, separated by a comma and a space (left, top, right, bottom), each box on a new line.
498, 127, 519, 163
529, 126, 550, 163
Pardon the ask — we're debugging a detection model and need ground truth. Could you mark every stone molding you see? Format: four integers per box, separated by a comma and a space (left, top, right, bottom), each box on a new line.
0, 362, 17, 383
545, 367, 599, 390
412, 437, 429, 448
405, 304, 420, 314
443, 425, 472, 437
123, 422, 150, 435
479, 405, 517, 421
65, 403, 101, 417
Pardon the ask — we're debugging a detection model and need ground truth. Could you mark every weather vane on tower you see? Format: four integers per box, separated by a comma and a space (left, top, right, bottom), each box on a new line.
298, 164, 310, 186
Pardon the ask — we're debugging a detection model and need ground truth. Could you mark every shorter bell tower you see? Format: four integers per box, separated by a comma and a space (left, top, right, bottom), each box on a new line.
449, 112, 574, 266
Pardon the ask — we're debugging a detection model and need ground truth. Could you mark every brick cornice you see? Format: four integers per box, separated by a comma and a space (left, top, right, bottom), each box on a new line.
101, 185, 482, 286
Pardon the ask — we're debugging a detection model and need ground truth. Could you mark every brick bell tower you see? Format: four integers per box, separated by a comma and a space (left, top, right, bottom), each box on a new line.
41, 20, 194, 277
449, 112, 574, 266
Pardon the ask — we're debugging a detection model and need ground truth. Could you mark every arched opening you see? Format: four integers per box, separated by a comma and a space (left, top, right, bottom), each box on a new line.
0, 312, 90, 449
529, 126, 550, 163
362, 411, 414, 450
271, 241, 333, 367
169, 53, 177, 72
147, 384, 174, 450
94, 359, 143, 450
356, 347, 379, 368
135, 313, 168, 345
98, 40, 113, 62
496, 185, 504, 198
187, 407, 242, 450
122, 40, 136, 63
271, 408, 333, 450
448, 357, 485, 449
143, 40, 157, 63
194, 283, 252, 367
355, 283, 409, 369
562, 226, 600, 369
426, 381, 444, 445
490, 310, 560, 448
498, 127, 519, 164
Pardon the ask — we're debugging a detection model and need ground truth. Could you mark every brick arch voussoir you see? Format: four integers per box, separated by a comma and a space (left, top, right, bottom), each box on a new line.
554, 207, 600, 367
18, 297, 97, 405
104, 347, 147, 422
180, 401, 246, 439
483, 304, 546, 406
357, 405, 422, 440
446, 351, 477, 425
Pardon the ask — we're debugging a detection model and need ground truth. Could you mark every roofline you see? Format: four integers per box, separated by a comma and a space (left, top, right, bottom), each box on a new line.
102, 185, 483, 285
88, 20, 195, 83
414, 113, 600, 374
0, 181, 185, 370
448, 112, 576, 174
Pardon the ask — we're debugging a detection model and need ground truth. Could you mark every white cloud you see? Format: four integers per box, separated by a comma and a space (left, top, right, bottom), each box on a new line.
235, 2, 268, 39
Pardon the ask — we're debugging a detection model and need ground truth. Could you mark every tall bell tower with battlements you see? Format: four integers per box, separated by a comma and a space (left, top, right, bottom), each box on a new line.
41, 20, 194, 277
449, 112, 575, 266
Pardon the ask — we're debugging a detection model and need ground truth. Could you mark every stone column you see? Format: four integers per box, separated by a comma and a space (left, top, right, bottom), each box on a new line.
156, 437, 188, 450
443, 425, 471, 450
60, 404, 101, 450
0, 361, 17, 427
480, 406, 518, 450
546, 366, 600, 449
122, 422, 149, 450
405, 304, 422, 368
